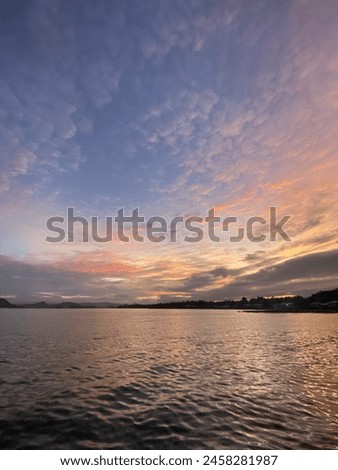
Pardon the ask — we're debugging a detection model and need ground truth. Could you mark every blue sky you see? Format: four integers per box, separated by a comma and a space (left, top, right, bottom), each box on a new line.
1, 0, 338, 303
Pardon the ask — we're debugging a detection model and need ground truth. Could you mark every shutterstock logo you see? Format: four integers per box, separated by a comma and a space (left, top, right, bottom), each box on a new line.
45, 207, 291, 244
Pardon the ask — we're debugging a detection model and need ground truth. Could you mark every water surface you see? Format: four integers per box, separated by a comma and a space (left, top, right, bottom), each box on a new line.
0, 308, 337, 449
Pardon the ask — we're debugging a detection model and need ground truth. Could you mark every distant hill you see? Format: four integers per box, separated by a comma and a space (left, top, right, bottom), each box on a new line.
0, 298, 118, 309
28, 301, 49, 308
0, 298, 16, 308
1, 289, 337, 310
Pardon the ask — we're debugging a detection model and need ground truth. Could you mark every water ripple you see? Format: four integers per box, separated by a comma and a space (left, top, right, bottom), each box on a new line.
0, 309, 337, 449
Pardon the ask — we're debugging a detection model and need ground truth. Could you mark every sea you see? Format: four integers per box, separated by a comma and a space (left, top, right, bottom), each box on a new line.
0, 308, 337, 449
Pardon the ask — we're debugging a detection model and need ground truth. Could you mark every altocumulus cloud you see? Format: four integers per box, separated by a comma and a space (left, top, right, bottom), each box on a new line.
0, 0, 338, 301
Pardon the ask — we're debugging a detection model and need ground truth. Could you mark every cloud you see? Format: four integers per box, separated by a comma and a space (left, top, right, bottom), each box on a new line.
50, 250, 140, 275
167, 266, 235, 293
198, 249, 338, 300
0, 252, 139, 303
0, 0, 238, 195
0, 150, 37, 193
1, 0, 338, 302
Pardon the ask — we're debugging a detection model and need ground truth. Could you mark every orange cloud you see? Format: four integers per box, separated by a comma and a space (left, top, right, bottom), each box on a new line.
51, 250, 140, 274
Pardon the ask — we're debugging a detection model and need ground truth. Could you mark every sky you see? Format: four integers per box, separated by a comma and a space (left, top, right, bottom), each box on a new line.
0, 0, 338, 304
